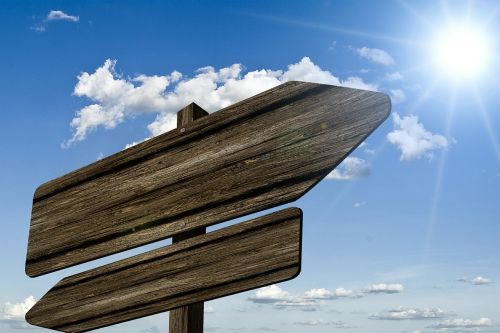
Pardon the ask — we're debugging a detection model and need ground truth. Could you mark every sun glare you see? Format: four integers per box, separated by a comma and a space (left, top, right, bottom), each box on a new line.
434, 25, 491, 79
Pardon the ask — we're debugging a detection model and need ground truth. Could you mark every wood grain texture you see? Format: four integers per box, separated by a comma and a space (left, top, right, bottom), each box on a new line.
26, 208, 303, 333
169, 304, 204, 333
26, 81, 391, 277
169, 102, 208, 333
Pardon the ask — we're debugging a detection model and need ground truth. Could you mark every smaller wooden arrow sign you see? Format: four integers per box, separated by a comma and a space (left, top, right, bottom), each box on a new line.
26, 208, 302, 333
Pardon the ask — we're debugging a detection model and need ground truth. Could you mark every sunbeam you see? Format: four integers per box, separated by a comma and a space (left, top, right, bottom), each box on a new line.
397, 0, 436, 29
472, 84, 500, 167
484, 2, 500, 27
247, 12, 427, 47
423, 85, 457, 263
405, 76, 442, 115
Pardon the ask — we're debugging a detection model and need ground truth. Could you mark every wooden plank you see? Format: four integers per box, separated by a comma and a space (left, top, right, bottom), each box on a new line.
26, 81, 390, 277
25, 208, 302, 333
169, 102, 208, 333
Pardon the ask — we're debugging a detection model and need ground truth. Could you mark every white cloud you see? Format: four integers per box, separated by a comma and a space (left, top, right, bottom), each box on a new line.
387, 113, 449, 161
32, 10, 79, 32
326, 156, 370, 180
303, 287, 354, 299
370, 307, 450, 320
471, 276, 493, 285
64, 57, 377, 147
304, 288, 334, 299
294, 319, 352, 328
354, 47, 395, 66
341, 76, 378, 91
334, 287, 354, 297
353, 201, 366, 208
273, 299, 318, 310
47, 10, 79, 22
458, 276, 493, 285
387, 72, 404, 81
390, 89, 406, 104
249, 283, 403, 311
248, 285, 290, 304
0, 296, 36, 330
248, 285, 317, 310
204, 305, 215, 314
429, 318, 492, 331
281, 57, 339, 85
365, 283, 404, 294
1, 296, 35, 320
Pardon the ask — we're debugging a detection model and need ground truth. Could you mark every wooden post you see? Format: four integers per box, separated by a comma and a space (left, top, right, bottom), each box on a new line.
169, 102, 209, 333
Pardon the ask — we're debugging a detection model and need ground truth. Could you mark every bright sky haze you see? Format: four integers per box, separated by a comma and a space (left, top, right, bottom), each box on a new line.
1, 1, 499, 333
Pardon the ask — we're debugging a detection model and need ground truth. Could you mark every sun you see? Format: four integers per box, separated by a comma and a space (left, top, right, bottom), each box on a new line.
433, 24, 491, 79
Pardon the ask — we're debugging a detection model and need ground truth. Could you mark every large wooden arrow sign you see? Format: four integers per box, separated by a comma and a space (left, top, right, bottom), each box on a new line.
25, 81, 390, 333
27, 81, 390, 277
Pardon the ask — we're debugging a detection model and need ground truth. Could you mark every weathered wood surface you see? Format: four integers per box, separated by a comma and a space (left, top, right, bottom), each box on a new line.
26, 208, 302, 333
27, 81, 390, 277
169, 102, 208, 333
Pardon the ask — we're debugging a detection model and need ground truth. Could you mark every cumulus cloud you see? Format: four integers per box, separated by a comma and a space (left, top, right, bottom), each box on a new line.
428, 318, 492, 331
326, 156, 370, 180
248, 285, 291, 304
354, 47, 395, 66
387, 113, 449, 161
0, 296, 36, 330
64, 57, 377, 147
370, 307, 450, 320
341, 77, 378, 91
390, 89, 406, 104
248, 286, 324, 311
32, 10, 79, 32
458, 276, 493, 285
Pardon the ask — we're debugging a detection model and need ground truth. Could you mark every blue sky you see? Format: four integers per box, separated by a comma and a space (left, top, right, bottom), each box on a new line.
1, 1, 500, 332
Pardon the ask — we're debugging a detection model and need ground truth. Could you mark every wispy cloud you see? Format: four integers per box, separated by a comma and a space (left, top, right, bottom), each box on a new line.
294, 319, 354, 328
353, 46, 395, 66
32, 10, 79, 32
248, 283, 404, 311
141, 326, 160, 333
64, 57, 377, 148
303, 287, 356, 299
390, 89, 407, 104
326, 156, 370, 180
386, 71, 404, 81
204, 305, 215, 314
387, 113, 449, 161
457, 276, 494, 285
353, 201, 366, 208
370, 307, 451, 320
364, 283, 404, 294
47, 10, 79, 22
428, 317, 492, 331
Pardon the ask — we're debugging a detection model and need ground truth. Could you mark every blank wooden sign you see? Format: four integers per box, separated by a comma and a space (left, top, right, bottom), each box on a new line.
26, 208, 302, 333
26, 81, 391, 277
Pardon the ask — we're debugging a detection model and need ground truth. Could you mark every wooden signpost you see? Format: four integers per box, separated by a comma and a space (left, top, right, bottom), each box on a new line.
25, 81, 391, 332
